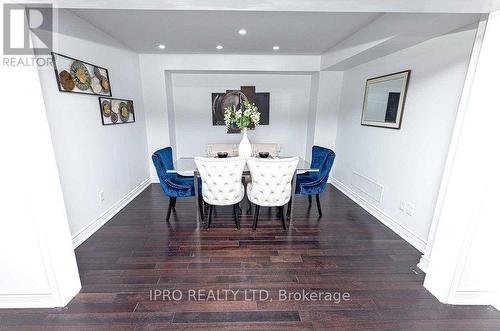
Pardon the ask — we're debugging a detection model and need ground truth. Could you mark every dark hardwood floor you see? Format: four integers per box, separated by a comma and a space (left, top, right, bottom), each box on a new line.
1, 184, 499, 330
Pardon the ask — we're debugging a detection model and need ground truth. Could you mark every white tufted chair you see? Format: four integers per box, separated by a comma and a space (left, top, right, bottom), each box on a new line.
251, 143, 281, 157
194, 157, 246, 229
206, 143, 238, 157
246, 157, 299, 230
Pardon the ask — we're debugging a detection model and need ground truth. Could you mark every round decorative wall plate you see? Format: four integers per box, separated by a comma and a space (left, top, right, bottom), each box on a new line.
110, 111, 118, 123
101, 100, 112, 117
70, 61, 91, 90
93, 66, 103, 79
100, 77, 110, 93
90, 76, 102, 94
119, 102, 130, 122
58, 70, 75, 91
111, 100, 120, 114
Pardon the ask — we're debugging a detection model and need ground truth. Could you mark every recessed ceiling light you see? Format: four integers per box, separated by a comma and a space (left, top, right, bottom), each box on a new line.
272, 45, 280, 50
238, 29, 247, 35
157, 44, 166, 49
216, 45, 223, 50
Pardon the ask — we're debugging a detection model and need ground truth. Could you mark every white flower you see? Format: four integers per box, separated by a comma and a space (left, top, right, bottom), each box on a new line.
223, 101, 260, 130
224, 106, 234, 128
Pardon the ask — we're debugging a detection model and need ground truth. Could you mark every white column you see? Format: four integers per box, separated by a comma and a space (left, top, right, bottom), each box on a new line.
139, 57, 171, 180
305, 72, 320, 161
423, 11, 500, 306
0, 25, 81, 307
417, 17, 488, 273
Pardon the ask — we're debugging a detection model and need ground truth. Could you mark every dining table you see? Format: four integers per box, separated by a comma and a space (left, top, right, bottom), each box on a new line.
167, 156, 319, 224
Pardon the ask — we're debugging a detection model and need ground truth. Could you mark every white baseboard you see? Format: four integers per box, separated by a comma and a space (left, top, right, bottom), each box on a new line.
151, 175, 159, 183
71, 177, 151, 248
452, 291, 492, 305
330, 177, 427, 253
417, 255, 429, 273
0, 293, 55, 308
493, 297, 500, 311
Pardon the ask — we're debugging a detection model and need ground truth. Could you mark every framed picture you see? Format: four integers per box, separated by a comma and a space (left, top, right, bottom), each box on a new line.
361, 70, 411, 129
99, 97, 135, 125
211, 85, 270, 133
51, 52, 112, 96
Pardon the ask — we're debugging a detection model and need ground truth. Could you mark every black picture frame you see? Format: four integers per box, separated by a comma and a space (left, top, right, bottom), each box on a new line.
98, 97, 135, 126
51, 52, 112, 97
361, 70, 411, 130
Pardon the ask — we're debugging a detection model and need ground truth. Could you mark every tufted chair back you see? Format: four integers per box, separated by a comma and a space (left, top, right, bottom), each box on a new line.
194, 157, 246, 206
311, 145, 336, 187
247, 157, 299, 207
152, 147, 174, 174
152, 147, 193, 197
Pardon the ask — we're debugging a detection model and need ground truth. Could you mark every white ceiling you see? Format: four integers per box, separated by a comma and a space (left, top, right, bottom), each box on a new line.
69, 10, 380, 54
321, 13, 481, 70
41, 0, 500, 13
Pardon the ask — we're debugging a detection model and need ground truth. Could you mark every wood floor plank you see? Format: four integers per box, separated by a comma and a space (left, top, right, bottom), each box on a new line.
172, 310, 300, 323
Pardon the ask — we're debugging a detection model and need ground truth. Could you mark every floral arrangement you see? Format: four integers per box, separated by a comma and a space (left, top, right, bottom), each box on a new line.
224, 100, 260, 130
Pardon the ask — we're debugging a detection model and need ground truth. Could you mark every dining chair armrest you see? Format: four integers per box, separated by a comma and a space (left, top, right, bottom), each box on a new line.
298, 176, 326, 188
159, 174, 191, 191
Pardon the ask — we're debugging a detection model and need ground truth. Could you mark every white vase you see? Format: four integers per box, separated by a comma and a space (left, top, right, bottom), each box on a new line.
238, 128, 252, 158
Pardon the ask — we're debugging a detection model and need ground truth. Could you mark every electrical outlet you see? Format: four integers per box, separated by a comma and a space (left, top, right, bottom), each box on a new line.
399, 200, 406, 211
406, 203, 414, 216
98, 191, 105, 202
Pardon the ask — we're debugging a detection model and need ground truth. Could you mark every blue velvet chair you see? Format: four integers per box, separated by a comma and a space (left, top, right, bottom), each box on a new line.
295, 145, 336, 217
152, 147, 202, 222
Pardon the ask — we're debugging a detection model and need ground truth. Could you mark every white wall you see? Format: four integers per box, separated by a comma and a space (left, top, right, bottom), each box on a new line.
170, 72, 313, 158
330, 28, 477, 251
313, 71, 344, 150
140, 54, 320, 72
36, 10, 150, 241
139, 54, 320, 178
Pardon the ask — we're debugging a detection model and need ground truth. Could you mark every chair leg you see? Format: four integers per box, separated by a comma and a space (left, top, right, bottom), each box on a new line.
172, 197, 177, 208
280, 206, 287, 230
243, 178, 252, 215
246, 198, 252, 214
166, 197, 174, 222
315, 194, 322, 217
233, 204, 240, 229
286, 201, 292, 219
207, 205, 214, 229
308, 195, 312, 205
198, 195, 204, 221
252, 205, 260, 231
